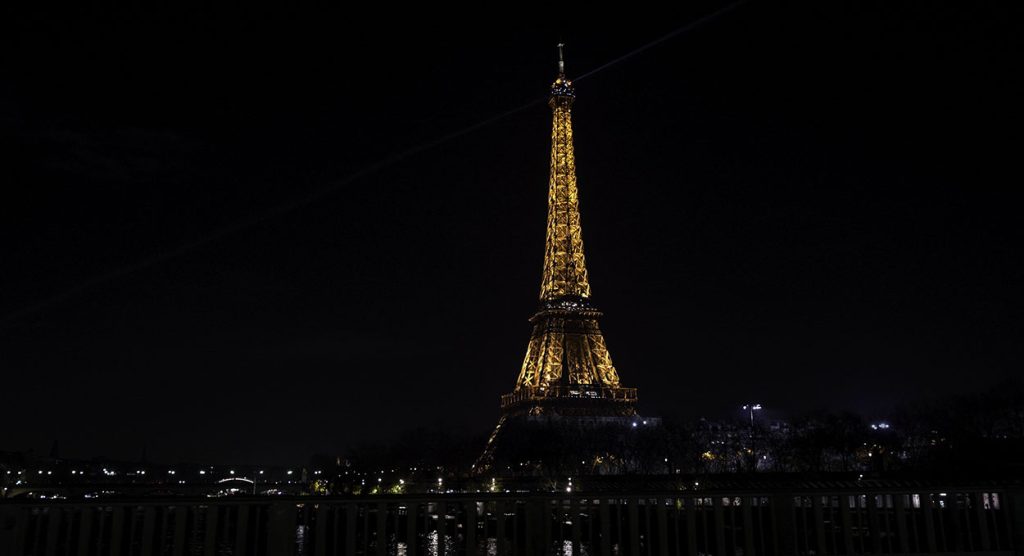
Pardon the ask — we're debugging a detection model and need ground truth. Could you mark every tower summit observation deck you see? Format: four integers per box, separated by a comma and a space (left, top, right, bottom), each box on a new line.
500, 44, 638, 418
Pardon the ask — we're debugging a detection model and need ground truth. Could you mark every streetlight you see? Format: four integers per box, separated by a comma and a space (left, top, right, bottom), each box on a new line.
742, 403, 764, 471
742, 404, 763, 427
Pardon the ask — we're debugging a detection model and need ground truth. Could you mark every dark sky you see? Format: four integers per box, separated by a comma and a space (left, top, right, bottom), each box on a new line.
2, 4, 1021, 464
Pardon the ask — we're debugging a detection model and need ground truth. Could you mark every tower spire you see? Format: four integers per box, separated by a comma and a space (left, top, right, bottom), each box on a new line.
540, 44, 589, 302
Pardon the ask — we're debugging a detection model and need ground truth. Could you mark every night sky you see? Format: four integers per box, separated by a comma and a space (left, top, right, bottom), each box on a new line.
2, 5, 1021, 464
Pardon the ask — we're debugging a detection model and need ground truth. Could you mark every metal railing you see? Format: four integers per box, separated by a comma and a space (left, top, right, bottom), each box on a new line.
1, 484, 1020, 555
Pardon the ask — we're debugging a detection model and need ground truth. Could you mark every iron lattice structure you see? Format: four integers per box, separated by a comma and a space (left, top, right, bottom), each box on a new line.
502, 60, 637, 418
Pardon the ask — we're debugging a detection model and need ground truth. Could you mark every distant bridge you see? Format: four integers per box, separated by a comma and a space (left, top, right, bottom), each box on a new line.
1, 480, 1021, 555
1, 478, 304, 500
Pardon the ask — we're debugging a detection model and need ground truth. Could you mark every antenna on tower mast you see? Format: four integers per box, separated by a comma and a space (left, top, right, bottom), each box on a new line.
557, 42, 566, 75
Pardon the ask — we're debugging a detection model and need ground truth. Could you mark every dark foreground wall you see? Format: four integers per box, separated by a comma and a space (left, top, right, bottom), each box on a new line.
2, 482, 1022, 555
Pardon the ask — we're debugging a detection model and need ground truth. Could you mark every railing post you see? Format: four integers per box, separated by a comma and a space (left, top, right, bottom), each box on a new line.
894, 493, 910, 553
158, 506, 172, 556
111, 506, 126, 556
922, 493, 938, 553
772, 494, 795, 556
202, 505, 218, 556
266, 502, 295, 556
406, 501, 417, 556
524, 499, 537, 556
599, 498, 611, 556
839, 494, 854, 554
656, 497, 668, 556
742, 497, 755, 556
140, 506, 156, 556
628, 497, 640, 556
496, 500, 506, 556
76, 507, 94, 556
235, 504, 250, 556
685, 497, 697, 556
345, 503, 357, 556
811, 495, 826, 556
950, 493, 965, 552
314, 504, 327, 556
172, 506, 187, 556
540, 498, 551, 556
43, 506, 61, 556
713, 497, 726, 556
1007, 487, 1024, 556
466, 499, 478, 556
436, 499, 444, 556
867, 493, 882, 554
511, 499, 520, 556
963, 492, 984, 552
571, 496, 581, 556
375, 502, 387, 556
0, 506, 14, 554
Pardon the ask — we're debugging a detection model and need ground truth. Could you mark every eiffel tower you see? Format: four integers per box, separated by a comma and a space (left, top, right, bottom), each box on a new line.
476, 46, 646, 474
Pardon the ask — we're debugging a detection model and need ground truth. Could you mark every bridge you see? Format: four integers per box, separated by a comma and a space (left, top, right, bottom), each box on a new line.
1, 478, 306, 500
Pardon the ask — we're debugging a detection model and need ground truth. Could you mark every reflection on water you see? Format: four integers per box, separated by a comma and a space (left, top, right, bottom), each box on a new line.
426, 530, 454, 556
557, 539, 591, 556
291, 517, 595, 556
296, 524, 307, 554
479, 536, 588, 556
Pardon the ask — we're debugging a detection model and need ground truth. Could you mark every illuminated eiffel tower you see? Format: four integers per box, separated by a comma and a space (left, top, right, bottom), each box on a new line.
476, 46, 645, 474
